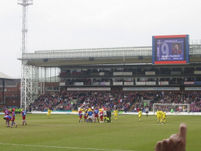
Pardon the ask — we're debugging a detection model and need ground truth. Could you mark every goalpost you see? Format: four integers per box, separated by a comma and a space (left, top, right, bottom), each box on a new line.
153, 103, 190, 113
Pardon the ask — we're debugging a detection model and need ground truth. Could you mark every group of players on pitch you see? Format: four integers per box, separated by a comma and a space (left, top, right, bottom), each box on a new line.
138, 108, 167, 124
78, 106, 167, 124
3, 108, 27, 128
156, 110, 167, 124
78, 106, 118, 123
3, 106, 166, 126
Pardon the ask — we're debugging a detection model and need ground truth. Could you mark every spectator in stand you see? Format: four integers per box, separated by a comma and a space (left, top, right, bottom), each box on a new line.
30, 91, 201, 112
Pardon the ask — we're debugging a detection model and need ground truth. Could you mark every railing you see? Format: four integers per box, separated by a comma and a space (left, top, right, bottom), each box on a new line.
22, 46, 152, 59
22, 44, 201, 60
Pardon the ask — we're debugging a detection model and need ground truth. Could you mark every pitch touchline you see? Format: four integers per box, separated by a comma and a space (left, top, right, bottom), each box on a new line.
0, 142, 135, 151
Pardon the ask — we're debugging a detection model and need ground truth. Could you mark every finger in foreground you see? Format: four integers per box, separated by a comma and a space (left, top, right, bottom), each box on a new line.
161, 139, 169, 151
179, 123, 187, 141
155, 141, 162, 151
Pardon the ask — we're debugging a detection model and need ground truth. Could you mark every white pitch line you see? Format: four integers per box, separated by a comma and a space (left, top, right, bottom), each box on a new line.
0, 142, 135, 151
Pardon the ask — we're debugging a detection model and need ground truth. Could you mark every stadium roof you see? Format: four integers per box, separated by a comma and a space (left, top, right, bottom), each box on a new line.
20, 44, 201, 67
0, 72, 12, 80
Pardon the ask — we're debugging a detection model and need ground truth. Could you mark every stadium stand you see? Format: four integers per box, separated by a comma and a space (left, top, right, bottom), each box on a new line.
18, 42, 201, 112
29, 91, 201, 112
0, 72, 20, 109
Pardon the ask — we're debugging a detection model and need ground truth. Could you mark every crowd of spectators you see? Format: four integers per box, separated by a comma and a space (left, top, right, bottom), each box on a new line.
29, 91, 201, 112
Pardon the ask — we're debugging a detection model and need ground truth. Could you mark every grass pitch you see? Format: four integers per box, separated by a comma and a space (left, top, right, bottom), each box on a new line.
0, 114, 200, 151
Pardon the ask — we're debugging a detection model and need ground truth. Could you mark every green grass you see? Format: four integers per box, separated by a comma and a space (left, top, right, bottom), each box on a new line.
0, 114, 200, 151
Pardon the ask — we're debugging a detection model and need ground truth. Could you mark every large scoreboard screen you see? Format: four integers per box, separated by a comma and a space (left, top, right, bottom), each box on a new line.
152, 35, 189, 64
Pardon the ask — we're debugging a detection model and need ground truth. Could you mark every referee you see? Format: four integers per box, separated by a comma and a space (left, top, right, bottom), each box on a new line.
106, 108, 112, 123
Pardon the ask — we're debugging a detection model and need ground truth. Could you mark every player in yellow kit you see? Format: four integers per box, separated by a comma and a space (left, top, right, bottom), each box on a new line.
161, 111, 167, 124
47, 108, 52, 118
138, 110, 142, 120
113, 109, 118, 120
156, 110, 160, 122
156, 110, 163, 123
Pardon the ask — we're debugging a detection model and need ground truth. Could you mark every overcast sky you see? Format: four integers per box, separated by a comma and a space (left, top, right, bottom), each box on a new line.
0, 0, 201, 78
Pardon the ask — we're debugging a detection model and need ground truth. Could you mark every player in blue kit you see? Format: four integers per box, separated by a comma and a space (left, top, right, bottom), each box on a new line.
4, 108, 10, 125
87, 108, 93, 123
22, 109, 27, 126
94, 108, 99, 123
4, 115, 11, 127
11, 108, 17, 128
78, 108, 83, 123
84, 108, 88, 122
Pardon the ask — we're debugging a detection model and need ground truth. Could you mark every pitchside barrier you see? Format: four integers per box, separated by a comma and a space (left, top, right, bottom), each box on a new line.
29, 111, 201, 115
1, 111, 201, 115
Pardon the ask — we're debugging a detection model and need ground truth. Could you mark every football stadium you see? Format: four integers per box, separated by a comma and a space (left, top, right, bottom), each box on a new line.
1, 34, 201, 151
